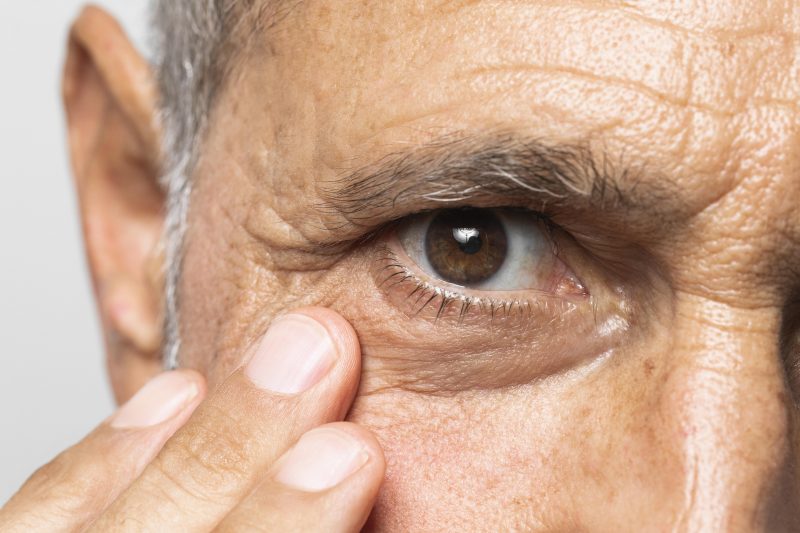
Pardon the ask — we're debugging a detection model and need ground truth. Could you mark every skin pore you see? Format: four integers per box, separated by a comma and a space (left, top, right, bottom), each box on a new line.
4, 0, 795, 531
166, 0, 800, 529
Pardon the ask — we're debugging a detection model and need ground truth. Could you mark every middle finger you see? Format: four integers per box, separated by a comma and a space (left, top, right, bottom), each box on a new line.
91, 308, 361, 531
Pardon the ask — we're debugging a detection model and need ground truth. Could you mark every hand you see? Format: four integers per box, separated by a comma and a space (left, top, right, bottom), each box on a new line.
0, 308, 385, 532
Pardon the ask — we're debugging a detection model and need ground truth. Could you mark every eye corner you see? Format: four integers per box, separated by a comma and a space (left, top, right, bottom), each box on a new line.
554, 274, 590, 299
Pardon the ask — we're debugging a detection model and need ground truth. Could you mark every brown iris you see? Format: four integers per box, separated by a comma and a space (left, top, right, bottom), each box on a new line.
424, 209, 508, 285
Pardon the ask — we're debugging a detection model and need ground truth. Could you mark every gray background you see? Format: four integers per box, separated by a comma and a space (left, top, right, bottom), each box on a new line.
1, 1, 148, 503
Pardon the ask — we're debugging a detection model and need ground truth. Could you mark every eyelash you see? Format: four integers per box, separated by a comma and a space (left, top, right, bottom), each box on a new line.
374, 243, 571, 324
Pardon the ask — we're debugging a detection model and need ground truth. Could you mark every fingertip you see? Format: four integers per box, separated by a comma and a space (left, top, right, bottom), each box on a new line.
172, 368, 208, 411
213, 422, 385, 532
110, 370, 206, 430
289, 307, 362, 366
321, 421, 386, 472
273, 422, 385, 493
172, 368, 208, 395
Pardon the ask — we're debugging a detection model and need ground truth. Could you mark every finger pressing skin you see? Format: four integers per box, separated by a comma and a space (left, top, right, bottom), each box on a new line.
0, 371, 205, 533
216, 422, 385, 533
92, 308, 362, 532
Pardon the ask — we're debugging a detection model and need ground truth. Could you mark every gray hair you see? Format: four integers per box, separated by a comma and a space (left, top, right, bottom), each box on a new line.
150, 0, 259, 368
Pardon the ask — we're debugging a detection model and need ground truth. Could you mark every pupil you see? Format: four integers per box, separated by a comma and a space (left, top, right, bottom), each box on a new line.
425, 209, 508, 285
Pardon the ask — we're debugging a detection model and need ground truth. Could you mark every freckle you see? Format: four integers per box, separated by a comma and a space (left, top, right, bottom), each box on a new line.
643, 359, 655, 377
724, 42, 736, 57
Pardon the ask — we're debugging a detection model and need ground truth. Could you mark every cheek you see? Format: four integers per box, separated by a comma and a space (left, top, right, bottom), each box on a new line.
346, 387, 578, 530
347, 391, 543, 530
346, 354, 687, 531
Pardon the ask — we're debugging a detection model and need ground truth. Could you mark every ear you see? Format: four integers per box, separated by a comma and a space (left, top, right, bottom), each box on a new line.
63, 6, 165, 404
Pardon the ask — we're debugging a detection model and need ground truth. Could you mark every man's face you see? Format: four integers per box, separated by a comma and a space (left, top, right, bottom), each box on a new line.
175, 1, 800, 529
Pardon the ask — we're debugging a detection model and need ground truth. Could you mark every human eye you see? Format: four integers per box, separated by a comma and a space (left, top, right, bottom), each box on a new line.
396, 208, 585, 297
374, 207, 595, 323
355, 205, 636, 390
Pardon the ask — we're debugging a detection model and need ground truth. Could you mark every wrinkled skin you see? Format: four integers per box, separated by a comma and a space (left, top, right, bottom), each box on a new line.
164, 1, 800, 530
3, 0, 793, 531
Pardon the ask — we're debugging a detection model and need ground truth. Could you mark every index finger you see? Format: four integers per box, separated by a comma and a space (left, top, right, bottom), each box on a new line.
91, 307, 362, 531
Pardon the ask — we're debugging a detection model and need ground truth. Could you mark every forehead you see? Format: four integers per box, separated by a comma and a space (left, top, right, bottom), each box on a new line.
241, 0, 797, 179
207, 0, 800, 274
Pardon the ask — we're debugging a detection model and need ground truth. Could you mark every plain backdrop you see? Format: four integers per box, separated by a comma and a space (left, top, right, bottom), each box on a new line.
0, 1, 147, 503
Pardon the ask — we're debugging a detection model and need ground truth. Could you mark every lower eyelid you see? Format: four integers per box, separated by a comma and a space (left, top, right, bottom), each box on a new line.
359, 243, 630, 391
324, 226, 636, 391
374, 240, 584, 325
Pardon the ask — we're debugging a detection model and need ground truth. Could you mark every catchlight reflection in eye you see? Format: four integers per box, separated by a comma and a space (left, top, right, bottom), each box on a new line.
398, 208, 584, 295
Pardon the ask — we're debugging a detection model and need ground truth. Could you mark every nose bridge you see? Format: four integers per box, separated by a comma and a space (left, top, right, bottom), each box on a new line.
664, 295, 793, 531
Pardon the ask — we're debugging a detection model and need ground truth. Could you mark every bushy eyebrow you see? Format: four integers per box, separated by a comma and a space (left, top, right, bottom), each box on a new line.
319, 132, 675, 230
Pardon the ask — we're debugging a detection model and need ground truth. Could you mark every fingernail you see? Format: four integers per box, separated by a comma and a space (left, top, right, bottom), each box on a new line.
111, 372, 199, 429
275, 428, 369, 491
245, 314, 336, 394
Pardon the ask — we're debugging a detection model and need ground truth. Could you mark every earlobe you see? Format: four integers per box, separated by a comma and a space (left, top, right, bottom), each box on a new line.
63, 6, 166, 403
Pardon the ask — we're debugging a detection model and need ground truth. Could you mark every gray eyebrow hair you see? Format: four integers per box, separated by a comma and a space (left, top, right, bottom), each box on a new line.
320, 132, 666, 229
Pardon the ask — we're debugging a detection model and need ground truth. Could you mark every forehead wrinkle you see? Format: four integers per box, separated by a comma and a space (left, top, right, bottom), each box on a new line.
286, 0, 793, 154
627, 0, 796, 36
253, 0, 796, 172
461, 64, 731, 119
230, 1, 799, 248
